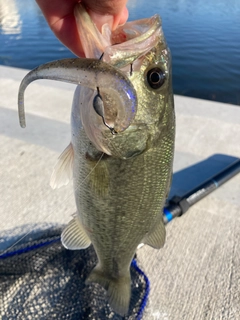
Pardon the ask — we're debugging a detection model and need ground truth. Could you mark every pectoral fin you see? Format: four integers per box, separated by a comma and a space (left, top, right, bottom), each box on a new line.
61, 215, 91, 250
143, 217, 166, 249
87, 156, 109, 197
50, 143, 74, 189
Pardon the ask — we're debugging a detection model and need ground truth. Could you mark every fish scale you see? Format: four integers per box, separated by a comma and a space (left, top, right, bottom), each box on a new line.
17, 3, 175, 316
74, 125, 174, 269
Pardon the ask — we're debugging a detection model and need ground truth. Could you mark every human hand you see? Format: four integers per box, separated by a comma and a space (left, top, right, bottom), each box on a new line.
36, 0, 128, 57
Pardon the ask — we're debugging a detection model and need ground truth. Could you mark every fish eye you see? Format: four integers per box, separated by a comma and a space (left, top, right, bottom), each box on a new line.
146, 67, 165, 89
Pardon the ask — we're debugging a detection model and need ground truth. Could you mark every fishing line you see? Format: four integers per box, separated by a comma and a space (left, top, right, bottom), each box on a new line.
3, 123, 132, 255
3, 56, 135, 256
2, 91, 124, 254
0, 227, 59, 258
103, 134, 124, 158
0, 150, 105, 256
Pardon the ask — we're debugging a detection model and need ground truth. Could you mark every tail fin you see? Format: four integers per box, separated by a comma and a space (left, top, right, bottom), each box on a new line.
86, 266, 131, 316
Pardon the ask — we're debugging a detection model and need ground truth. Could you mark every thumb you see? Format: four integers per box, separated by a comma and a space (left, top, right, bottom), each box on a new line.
82, 0, 129, 30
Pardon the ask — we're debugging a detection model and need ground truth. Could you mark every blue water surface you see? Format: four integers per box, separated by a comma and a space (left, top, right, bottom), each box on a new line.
0, 0, 239, 105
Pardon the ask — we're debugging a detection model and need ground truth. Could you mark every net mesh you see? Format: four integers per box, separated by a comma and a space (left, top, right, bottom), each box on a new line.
0, 226, 149, 320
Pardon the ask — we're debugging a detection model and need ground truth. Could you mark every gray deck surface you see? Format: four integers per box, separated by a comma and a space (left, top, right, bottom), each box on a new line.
0, 65, 240, 319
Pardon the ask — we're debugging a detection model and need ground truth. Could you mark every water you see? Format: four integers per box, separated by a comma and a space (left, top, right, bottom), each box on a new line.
0, 0, 240, 105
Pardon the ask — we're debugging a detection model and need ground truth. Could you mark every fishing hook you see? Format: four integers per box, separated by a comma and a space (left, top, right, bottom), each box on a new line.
130, 63, 133, 76
93, 87, 117, 135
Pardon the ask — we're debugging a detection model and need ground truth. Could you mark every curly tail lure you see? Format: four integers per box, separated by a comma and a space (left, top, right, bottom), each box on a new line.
18, 58, 138, 147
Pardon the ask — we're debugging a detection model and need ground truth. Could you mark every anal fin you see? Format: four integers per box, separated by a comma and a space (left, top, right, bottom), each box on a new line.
50, 143, 74, 189
61, 215, 91, 250
143, 216, 166, 249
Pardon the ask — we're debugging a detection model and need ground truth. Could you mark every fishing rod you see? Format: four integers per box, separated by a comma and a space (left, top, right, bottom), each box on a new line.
163, 158, 240, 225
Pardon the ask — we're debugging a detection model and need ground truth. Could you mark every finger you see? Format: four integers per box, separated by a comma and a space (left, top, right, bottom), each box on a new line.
87, 6, 129, 31
36, 0, 129, 57
36, 0, 84, 57
82, 0, 128, 16
36, 0, 78, 26
83, 0, 128, 30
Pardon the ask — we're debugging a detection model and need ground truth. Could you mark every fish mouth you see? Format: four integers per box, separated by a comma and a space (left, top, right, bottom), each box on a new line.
103, 15, 162, 70
75, 3, 163, 70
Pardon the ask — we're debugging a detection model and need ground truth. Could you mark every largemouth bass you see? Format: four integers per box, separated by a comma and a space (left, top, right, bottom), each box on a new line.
18, 4, 175, 316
